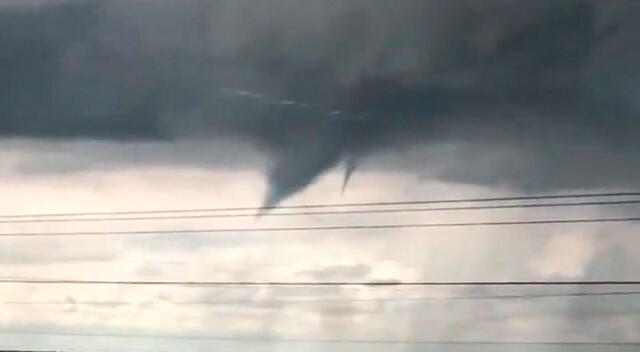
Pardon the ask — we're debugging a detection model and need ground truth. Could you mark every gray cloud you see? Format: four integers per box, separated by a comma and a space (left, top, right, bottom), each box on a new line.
297, 264, 371, 281
0, 240, 117, 264
2, 0, 640, 206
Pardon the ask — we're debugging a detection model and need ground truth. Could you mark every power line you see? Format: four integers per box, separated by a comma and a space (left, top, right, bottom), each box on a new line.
0, 278, 639, 286
0, 330, 637, 346
2, 191, 639, 219
0, 216, 638, 237
3, 291, 640, 306
1, 199, 638, 224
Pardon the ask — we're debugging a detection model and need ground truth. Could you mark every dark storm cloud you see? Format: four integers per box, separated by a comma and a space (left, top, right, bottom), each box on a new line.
1, 0, 640, 204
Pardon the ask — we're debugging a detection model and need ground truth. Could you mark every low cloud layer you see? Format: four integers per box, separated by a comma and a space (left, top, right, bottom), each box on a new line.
0, 162, 638, 351
2, 0, 640, 205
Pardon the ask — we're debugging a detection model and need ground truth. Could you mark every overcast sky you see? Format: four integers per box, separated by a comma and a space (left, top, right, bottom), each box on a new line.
1, 0, 639, 351
0, 140, 638, 352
